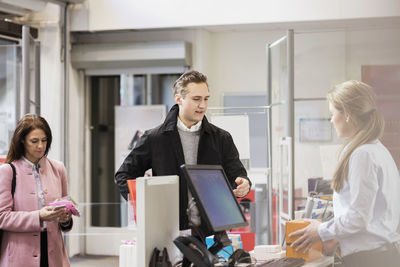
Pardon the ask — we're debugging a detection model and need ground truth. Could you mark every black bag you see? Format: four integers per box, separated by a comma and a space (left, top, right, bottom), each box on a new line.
149, 247, 172, 267
0, 163, 17, 251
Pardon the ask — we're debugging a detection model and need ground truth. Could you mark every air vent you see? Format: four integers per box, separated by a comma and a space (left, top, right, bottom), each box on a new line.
71, 41, 192, 70
0, 0, 83, 17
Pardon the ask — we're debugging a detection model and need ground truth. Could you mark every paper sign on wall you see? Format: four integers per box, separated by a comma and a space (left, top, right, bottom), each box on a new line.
210, 115, 251, 169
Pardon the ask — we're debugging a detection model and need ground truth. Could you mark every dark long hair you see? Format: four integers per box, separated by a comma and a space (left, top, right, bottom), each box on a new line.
5, 114, 52, 163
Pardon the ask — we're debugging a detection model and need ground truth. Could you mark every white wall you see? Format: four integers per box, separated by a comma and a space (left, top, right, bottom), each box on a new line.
346, 28, 400, 79
25, 4, 64, 162
295, 31, 347, 98
207, 27, 400, 101
66, 67, 86, 256
69, 0, 400, 31
207, 30, 284, 106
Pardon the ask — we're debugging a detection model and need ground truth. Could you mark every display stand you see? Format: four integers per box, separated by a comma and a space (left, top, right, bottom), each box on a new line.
135, 175, 180, 267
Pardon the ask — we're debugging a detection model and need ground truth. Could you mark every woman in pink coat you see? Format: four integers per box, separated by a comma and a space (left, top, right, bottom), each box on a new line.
0, 114, 72, 267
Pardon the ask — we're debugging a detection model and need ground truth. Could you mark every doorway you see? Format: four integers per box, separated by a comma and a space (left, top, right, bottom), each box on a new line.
90, 76, 120, 227
84, 72, 182, 255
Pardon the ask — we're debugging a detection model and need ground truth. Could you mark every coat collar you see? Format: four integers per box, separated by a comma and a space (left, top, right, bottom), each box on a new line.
22, 156, 41, 169
13, 157, 47, 173
161, 104, 212, 134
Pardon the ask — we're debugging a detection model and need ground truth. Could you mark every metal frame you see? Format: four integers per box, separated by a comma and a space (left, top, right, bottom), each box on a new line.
266, 37, 273, 246
21, 26, 30, 115
21, 25, 40, 116
34, 41, 40, 115
287, 30, 295, 220
278, 136, 293, 245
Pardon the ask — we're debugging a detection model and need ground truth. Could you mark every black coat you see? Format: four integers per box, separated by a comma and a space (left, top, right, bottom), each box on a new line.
115, 104, 250, 230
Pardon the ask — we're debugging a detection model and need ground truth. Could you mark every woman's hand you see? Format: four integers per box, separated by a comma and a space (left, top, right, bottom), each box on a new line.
322, 239, 339, 256
59, 210, 72, 225
289, 219, 322, 253
39, 206, 66, 222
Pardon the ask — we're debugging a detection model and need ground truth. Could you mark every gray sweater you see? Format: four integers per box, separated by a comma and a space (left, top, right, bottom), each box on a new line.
178, 128, 201, 226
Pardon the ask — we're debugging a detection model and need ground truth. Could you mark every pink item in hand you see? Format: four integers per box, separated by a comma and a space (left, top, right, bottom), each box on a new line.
50, 201, 80, 216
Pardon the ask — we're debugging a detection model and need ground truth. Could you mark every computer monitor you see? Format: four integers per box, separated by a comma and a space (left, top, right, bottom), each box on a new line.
180, 164, 248, 233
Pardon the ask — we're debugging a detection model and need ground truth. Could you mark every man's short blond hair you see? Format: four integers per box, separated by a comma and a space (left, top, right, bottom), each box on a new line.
173, 70, 208, 98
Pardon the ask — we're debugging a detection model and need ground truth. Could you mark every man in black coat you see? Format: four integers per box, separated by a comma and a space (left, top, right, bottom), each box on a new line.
115, 70, 251, 231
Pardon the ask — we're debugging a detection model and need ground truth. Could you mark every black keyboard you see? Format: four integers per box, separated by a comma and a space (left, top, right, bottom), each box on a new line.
256, 257, 305, 267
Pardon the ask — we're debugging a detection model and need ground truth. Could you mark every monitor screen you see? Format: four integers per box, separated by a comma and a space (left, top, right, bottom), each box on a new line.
181, 164, 248, 232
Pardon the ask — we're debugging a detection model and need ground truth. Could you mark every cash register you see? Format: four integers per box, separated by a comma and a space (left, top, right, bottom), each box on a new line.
175, 164, 250, 267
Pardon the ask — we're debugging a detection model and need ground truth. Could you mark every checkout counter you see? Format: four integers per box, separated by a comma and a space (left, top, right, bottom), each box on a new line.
121, 169, 334, 267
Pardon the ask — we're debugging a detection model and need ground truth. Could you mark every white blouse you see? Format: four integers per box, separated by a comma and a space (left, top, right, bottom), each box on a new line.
318, 140, 400, 256
23, 157, 47, 229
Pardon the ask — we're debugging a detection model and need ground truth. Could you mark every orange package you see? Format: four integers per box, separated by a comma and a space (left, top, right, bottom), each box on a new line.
286, 219, 322, 262
127, 179, 137, 222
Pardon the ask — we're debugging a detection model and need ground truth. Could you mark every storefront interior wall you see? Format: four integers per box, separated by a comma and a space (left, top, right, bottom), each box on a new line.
15, 1, 400, 256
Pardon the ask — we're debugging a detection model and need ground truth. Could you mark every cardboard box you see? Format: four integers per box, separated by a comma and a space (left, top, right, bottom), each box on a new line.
286, 220, 322, 262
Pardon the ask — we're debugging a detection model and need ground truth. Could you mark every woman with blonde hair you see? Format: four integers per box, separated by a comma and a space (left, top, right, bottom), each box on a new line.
0, 114, 72, 267
290, 81, 400, 266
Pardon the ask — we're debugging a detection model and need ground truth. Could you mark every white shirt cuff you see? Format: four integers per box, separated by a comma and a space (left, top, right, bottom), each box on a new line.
318, 219, 336, 241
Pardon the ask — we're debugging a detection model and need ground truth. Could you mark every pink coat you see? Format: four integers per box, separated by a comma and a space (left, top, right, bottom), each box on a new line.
0, 157, 72, 267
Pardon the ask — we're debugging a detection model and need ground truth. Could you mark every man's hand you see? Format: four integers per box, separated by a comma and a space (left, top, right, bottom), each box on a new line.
289, 219, 322, 253
233, 177, 250, 198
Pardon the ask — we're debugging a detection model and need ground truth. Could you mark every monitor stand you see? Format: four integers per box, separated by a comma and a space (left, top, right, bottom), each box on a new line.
208, 231, 232, 255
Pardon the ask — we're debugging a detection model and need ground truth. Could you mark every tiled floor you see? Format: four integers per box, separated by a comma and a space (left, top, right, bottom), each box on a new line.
70, 255, 119, 267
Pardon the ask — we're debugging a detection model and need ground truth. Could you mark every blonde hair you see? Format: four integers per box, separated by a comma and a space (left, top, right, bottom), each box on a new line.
328, 80, 385, 192
173, 70, 208, 98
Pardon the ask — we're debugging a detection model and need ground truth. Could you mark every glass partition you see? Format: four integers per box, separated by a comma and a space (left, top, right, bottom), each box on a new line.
0, 45, 21, 157
267, 30, 294, 245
